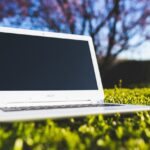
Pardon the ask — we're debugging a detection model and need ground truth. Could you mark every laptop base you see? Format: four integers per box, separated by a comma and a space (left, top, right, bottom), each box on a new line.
0, 103, 150, 122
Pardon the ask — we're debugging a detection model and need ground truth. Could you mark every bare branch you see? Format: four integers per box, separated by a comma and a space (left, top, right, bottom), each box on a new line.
56, 0, 75, 33
91, 0, 120, 37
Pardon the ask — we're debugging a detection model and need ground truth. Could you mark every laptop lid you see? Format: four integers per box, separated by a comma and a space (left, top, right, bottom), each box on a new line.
0, 27, 104, 105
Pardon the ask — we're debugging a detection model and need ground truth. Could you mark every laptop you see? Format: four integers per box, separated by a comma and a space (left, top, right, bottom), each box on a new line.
0, 27, 149, 122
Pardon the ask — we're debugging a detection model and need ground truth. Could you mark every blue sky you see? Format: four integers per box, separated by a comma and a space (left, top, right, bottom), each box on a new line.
118, 41, 150, 60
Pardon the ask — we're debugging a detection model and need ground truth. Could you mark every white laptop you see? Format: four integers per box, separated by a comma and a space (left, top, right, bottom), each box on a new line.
0, 27, 149, 122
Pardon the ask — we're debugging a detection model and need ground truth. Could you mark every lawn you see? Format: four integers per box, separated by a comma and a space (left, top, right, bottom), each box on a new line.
0, 88, 150, 150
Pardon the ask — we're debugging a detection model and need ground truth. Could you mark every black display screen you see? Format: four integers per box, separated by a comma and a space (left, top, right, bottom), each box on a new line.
0, 32, 98, 90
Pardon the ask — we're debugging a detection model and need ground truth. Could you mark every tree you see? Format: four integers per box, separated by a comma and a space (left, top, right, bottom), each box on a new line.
0, 0, 150, 74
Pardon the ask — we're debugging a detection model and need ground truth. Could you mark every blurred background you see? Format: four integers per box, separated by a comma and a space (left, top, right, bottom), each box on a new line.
0, 0, 150, 88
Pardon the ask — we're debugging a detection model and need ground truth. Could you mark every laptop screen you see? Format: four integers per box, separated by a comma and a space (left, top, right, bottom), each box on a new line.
0, 32, 98, 90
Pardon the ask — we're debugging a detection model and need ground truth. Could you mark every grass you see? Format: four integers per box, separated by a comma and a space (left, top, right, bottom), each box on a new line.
0, 88, 150, 150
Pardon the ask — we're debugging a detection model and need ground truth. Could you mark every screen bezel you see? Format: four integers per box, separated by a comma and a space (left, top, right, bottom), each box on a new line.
0, 27, 104, 105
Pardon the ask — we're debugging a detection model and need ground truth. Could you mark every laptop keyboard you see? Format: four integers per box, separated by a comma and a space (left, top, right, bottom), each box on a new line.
0, 104, 121, 112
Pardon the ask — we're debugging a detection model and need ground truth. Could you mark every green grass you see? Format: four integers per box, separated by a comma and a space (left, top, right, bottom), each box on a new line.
1, 88, 150, 150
